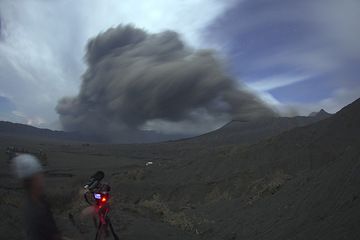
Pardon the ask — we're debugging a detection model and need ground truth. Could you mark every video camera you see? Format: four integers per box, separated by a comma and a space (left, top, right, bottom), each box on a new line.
84, 171, 111, 207
84, 171, 104, 190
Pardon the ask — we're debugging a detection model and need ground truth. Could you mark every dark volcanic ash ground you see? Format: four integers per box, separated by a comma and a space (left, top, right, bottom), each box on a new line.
1, 98, 360, 239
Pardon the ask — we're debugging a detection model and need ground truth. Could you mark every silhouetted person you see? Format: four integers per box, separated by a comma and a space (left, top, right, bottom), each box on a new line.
13, 154, 61, 240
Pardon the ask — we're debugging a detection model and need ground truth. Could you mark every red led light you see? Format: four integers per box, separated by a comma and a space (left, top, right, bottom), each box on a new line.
101, 197, 107, 202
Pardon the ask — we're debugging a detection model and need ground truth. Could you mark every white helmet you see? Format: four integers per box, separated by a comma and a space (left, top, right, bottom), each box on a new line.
13, 154, 43, 179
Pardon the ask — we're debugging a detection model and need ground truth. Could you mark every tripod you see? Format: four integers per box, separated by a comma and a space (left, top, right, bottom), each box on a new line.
93, 201, 119, 240
83, 171, 119, 240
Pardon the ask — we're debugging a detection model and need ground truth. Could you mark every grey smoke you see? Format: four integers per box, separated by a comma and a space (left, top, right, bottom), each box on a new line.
0, 15, 3, 40
56, 25, 275, 138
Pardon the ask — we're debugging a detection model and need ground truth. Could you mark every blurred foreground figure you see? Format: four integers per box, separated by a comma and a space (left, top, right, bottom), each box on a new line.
13, 154, 61, 240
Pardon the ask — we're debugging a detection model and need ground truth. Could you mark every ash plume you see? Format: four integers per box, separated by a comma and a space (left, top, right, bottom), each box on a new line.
56, 25, 275, 138
0, 15, 3, 40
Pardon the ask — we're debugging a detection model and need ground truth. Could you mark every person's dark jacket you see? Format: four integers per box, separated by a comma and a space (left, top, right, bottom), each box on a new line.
24, 196, 60, 240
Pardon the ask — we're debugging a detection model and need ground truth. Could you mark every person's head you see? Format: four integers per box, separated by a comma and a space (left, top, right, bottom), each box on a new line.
13, 154, 44, 198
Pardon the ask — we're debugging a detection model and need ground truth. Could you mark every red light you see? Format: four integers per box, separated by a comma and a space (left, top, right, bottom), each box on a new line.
101, 197, 107, 202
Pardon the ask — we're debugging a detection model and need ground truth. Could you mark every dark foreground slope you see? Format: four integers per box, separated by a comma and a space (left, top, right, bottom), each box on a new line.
198, 99, 360, 240
0, 100, 358, 240
111, 99, 360, 240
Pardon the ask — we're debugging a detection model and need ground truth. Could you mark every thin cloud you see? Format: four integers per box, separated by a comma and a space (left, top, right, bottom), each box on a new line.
206, 0, 360, 108
247, 74, 312, 92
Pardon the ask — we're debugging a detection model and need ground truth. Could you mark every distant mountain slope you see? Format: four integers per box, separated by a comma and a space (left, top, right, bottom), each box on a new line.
181, 110, 332, 145
1, 110, 331, 144
0, 121, 188, 143
0, 121, 92, 142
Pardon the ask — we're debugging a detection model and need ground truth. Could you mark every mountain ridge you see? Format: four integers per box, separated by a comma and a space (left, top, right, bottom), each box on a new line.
1, 109, 332, 144
179, 109, 332, 145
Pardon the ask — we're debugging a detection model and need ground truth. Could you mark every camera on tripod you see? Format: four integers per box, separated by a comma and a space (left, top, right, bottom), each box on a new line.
83, 171, 119, 240
83, 171, 111, 207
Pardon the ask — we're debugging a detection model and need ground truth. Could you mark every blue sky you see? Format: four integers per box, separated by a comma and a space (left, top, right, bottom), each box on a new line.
204, 0, 360, 114
0, 0, 359, 131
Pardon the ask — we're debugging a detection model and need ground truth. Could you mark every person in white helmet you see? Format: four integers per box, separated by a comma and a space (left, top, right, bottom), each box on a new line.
13, 154, 61, 240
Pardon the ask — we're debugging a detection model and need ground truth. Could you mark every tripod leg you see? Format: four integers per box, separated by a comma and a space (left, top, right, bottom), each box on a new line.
95, 220, 103, 240
106, 217, 119, 240
93, 216, 98, 229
